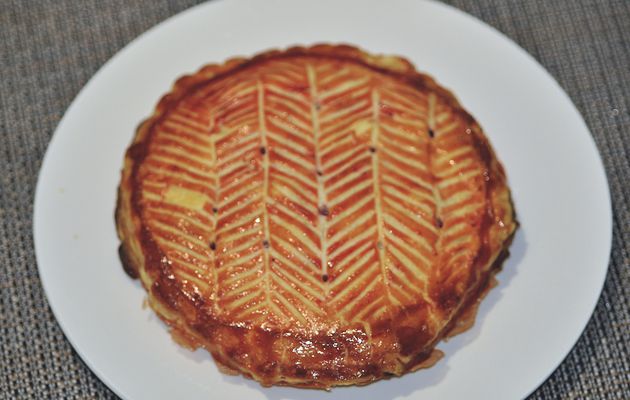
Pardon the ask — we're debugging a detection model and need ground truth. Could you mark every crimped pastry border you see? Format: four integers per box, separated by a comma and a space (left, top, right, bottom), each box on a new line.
115, 43, 518, 388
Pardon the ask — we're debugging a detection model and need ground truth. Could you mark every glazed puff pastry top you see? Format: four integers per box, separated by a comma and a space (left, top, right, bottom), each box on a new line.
116, 44, 517, 389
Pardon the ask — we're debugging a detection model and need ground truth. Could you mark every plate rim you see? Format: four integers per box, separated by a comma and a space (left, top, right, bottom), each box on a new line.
33, 0, 613, 399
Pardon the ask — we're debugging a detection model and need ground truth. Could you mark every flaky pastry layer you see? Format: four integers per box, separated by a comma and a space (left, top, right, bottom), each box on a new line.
116, 44, 517, 388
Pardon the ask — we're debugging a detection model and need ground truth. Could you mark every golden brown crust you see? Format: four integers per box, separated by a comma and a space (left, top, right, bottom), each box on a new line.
116, 44, 517, 388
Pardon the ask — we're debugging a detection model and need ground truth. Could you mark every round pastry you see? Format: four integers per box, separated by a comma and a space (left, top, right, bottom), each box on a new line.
116, 44, 517, 389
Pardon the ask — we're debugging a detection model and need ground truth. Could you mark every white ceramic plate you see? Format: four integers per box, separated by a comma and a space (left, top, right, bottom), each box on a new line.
34, 0, 612, 399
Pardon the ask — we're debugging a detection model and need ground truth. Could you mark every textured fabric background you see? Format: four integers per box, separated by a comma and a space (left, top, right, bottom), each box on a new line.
1, 0, 628, 398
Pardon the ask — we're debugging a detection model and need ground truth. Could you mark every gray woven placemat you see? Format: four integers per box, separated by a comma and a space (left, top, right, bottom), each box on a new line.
1, 0, 628, 398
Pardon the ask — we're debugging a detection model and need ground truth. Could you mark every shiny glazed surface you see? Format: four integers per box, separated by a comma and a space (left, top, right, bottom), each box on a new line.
116, 44, 517, 388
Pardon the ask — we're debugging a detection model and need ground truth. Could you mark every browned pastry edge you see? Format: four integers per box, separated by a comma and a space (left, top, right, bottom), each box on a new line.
115, 43, 518, 388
